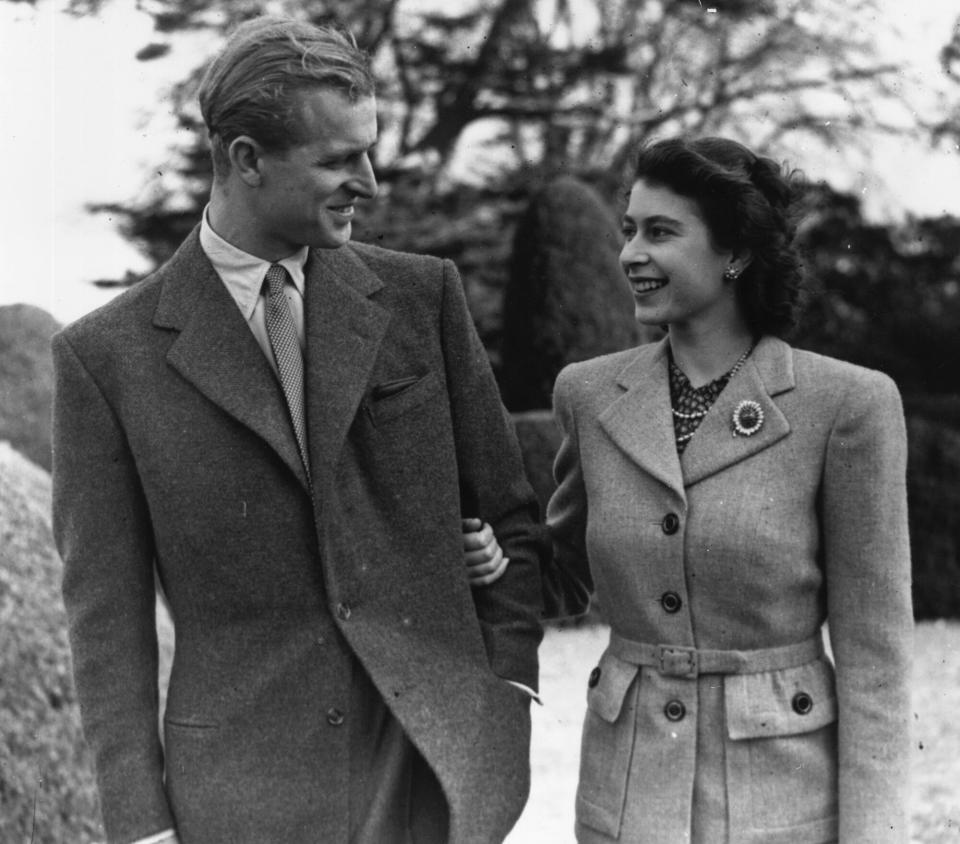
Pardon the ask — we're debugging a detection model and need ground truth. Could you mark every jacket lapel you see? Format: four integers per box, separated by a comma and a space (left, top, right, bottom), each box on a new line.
302, 245, 391, 478
154, 230, 310, 490
680, 336, 795, 487
598, 339, 685, 499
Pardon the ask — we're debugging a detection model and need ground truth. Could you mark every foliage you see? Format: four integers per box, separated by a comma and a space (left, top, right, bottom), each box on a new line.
73, 0, 917, 283
905, 417, 960, 620
0, 304, 60, 471
499, 176, 638, 410
793, 183, 960, 397
0, 445, 102, 843
933, 14, 960, 145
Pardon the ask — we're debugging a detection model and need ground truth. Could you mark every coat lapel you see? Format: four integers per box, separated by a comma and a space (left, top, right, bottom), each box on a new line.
680, 335, 795, 487
598, 339, 685, 499
154, 230, 310, 490
302, 245, 391, 478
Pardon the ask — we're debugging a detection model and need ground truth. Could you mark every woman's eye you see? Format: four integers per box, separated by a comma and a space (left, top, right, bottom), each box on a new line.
621, 227, 636, 239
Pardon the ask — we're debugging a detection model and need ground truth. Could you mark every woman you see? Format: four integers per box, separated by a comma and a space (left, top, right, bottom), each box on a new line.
469, 137, 913, 843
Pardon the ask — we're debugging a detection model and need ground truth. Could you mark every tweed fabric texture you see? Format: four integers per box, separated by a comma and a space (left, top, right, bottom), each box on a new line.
52, 229, 545, 844
545, 336, 912, 844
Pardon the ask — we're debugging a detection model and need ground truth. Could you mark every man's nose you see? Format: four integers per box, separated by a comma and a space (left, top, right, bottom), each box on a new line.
350, 153, 378, 199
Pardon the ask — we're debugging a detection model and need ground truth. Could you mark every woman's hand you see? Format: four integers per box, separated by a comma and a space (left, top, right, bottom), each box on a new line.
462, 517, 510, 586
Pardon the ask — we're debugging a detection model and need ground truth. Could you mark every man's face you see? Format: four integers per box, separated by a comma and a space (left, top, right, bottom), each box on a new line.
252, 87, 378, 256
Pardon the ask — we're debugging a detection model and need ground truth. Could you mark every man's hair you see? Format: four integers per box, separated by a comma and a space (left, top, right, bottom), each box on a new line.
630, 136, 808, 339
198, 16, 375, 178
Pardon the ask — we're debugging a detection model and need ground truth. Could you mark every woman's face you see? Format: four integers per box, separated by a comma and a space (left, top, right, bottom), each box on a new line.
619, 179, 741, 333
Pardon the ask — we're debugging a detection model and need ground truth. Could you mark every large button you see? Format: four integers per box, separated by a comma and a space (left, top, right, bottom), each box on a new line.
336, 603, 351, 621
661, 513, 680, 535
664, 699, 686, 721
792, 691, 814, 715
660, 591, 683, 613
326, 707, 345, 726
588, 666, 602, 688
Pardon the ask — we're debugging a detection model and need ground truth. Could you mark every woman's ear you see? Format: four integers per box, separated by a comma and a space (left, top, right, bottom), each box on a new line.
727, 249, 753, 279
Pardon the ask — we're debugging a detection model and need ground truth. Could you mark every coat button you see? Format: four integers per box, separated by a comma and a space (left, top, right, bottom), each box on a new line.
661, 591, 683, 613
336, 603, 351, 621
588, 666, 602, 688
664, 699, 686, 721
792, 691, 814, 715
327, 707, 345, 726
661, 513, 680, 535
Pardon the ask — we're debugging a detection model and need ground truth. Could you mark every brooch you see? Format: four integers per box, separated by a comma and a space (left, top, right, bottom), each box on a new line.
732, 400, 764, 437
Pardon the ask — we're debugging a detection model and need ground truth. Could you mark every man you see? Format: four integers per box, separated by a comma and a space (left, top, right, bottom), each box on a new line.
52, 16, 545, 844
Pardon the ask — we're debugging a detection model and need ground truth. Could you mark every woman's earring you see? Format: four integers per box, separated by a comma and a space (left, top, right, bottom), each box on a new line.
723, 266, 740, 280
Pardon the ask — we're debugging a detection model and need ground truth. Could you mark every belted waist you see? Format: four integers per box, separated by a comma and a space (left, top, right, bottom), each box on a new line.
608, 633, 824, 679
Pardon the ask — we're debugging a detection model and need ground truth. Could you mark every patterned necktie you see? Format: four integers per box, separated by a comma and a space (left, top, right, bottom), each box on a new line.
263, 264, 310, 482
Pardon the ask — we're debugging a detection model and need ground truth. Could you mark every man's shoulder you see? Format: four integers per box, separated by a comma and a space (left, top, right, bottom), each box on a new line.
59, 228, 206, 348
344, 240, 446, 279
57, 273, 164, 347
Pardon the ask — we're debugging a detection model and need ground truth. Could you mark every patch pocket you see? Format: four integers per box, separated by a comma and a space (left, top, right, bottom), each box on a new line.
725, 657, 837, 739
366, 371, 441, 425
725, 658, 839, 838
575, 651, 640, 839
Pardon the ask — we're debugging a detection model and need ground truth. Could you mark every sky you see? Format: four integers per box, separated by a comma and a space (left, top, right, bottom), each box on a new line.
1, 0, 959, 325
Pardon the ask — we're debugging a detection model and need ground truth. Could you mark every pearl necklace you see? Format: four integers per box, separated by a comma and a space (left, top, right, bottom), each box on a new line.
670, 342, 755, 421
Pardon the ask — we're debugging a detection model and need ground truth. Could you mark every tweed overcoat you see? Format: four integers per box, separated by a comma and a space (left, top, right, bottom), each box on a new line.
52, 230, 545, 844
543, 336, 912, 844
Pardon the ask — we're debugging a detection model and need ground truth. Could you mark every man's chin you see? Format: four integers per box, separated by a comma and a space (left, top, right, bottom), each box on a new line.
311, 223, 352, 250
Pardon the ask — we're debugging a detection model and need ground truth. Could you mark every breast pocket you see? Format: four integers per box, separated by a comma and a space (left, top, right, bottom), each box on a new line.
725, 658, 839, 842
575, 651, 640, 839
365, 371, 442, 425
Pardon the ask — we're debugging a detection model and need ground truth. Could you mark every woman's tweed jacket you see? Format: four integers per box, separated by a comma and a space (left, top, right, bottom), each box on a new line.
544, 335, 912, 843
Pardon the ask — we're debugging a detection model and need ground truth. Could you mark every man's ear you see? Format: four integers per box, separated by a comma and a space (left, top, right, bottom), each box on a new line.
227, 135, 263, 187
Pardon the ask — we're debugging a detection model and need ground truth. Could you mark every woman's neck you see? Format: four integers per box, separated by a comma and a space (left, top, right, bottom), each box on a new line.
668, 322, 756, 388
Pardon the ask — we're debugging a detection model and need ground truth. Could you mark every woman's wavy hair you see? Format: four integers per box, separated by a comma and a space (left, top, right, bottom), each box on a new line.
199, 16, 375, 179
630, 136, 807, 338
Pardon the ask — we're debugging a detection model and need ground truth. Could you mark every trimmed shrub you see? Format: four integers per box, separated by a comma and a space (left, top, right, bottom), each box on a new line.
0, 304, 60, 471
0, 443, 101, 843
499, 176, 638, 411
907, 415, 960, 619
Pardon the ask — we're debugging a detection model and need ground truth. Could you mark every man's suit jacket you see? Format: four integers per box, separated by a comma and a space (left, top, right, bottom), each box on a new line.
52, 229, 545, 844
543, 336, 913, 843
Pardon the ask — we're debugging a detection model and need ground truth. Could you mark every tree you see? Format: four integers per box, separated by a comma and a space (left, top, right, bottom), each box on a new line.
934, 14, 960, 146
75, 0, 918, 283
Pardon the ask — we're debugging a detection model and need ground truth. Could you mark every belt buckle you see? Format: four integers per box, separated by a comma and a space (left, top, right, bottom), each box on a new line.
657, 645, 698, 679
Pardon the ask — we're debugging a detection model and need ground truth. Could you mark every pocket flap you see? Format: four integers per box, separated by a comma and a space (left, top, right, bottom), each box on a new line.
586, 652, 639, 723
725, 658, 837, 740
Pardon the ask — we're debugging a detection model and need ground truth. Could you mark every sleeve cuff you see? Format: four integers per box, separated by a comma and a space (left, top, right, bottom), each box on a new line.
507, 679, 543, 706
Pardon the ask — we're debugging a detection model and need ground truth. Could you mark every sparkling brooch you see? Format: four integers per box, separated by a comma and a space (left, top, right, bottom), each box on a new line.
732, 400, 764, 437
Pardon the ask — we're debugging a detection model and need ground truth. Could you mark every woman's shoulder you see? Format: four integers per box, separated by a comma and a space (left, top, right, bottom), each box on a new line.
787, 345, 903, 416
555, 343, 659, 395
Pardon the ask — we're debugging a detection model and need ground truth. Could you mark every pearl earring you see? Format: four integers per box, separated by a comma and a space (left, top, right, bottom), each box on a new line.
724, 266, 740, 280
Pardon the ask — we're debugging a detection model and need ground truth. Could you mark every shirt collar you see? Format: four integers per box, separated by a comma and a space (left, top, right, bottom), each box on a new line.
199, 207, 309, 320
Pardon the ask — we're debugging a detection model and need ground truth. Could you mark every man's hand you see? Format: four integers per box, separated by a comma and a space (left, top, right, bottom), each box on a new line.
462, 518, 509, 586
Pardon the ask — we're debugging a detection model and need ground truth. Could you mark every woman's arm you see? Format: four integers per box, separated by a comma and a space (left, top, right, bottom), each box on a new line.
821, 370, 913, 843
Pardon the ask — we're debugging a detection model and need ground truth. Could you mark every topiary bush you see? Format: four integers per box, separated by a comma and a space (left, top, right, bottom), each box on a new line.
0, 443, 102, 843
499, 176, 638, 411
0, 304, 60, 471
906, 414, 960, 619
